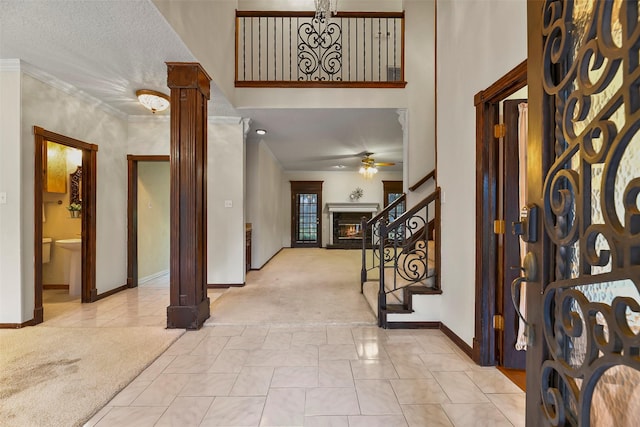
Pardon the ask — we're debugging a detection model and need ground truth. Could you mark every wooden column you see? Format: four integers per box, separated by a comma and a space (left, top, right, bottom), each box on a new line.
166, 62, 211, 329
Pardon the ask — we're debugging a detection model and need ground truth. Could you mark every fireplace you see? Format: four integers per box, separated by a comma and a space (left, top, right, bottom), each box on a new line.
326, 203, 379, 249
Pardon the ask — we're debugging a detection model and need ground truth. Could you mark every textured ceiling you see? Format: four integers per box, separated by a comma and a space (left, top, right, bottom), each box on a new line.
0, 0, 403, 172
0, 0, 237, 117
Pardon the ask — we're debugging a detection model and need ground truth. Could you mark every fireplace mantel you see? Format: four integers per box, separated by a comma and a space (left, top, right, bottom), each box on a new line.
326, 202, 380, 213
326, 203, 379, 246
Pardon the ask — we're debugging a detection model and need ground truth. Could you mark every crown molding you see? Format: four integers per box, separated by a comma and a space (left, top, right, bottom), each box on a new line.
128, 114, 171, 123
0, 58, 22, 72
208, 116, 244, 125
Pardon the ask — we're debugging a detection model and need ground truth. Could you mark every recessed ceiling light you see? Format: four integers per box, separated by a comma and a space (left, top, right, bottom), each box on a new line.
335, 165, 346, 169
256, 129, 267, 135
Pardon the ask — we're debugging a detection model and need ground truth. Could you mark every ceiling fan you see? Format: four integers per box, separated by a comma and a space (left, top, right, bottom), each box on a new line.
359, 153, 395, 177
360, 152, 396, 168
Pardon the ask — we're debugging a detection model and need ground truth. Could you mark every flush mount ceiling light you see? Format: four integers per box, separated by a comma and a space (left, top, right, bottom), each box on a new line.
256, 129, 267, 135
136, 89, 170, 114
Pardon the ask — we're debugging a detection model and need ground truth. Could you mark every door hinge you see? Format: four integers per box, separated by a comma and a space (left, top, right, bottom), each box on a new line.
493, 314, 504, 330
494, 123, 506, 138
493, 219, 505, 234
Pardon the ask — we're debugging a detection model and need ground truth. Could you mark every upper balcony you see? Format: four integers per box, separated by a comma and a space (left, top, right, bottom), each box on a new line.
235, 11, 406, 88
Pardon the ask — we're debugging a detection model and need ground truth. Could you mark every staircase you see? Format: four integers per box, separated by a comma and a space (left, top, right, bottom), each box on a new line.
361, 187, 441, 327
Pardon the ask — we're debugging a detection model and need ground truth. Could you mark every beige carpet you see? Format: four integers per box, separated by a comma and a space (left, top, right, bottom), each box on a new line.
208, 248, 376, 325
0, 326, 183, 427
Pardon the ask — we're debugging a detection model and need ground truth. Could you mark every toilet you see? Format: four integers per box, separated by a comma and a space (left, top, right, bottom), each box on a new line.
43, 237, 52, 263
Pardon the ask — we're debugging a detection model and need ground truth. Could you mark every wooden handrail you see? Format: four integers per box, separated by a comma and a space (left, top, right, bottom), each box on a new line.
367, 193, 406, 227
408, 169, 436, 192
236, 10, 405, 18
387, 187, 440, 231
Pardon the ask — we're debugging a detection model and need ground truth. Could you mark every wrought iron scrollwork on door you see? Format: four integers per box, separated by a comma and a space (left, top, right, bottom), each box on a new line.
540, 1, 640, 425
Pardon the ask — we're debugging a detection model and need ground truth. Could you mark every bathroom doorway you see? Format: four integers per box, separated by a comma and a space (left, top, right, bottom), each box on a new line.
126, 155, 170, 288
33, 126, 98, 324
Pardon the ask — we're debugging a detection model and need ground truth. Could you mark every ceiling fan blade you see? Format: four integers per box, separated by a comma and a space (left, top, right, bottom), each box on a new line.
374, 162, 396, 166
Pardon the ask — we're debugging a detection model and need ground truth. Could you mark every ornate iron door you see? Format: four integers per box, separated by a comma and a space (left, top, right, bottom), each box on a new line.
527, 1, 640, 425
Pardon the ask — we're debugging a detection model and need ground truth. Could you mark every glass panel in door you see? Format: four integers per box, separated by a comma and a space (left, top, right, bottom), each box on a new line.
296, 193, 318, 244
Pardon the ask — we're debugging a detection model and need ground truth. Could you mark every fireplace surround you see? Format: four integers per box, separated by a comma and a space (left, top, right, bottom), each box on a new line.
326, 203, 379, 248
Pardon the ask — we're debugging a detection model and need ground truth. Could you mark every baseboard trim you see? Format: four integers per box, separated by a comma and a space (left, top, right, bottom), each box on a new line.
385, 320, 473, 359
0, 319, 36, 329
252, 248, 283, 270
43, 284, 69, 290
95, 284, 128, 301
440, 322, 474, 359
138, 269, 169, 284
386, 321, 440, 329
207, 283, 245, 289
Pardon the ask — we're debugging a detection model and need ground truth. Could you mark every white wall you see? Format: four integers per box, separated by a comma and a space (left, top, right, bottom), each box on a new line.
0, 64, 24, 323
21, 74, 130, 300
246, 140, 286, 268
137, 162, 170, 280
128, 117, 247, 284
282, 171, 402, 247
207, 120, 246, 284
436, 0, 527, 345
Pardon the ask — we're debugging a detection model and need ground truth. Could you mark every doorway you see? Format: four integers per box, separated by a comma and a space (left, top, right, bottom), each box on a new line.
126, 155, 170, 288
473, 61, 528, 388
290, 181, 323, 248
34, 126, 98, 324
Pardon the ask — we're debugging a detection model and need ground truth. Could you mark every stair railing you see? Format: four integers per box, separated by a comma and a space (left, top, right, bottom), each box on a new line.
377, 187, 441, 326
360, 193, 406, 290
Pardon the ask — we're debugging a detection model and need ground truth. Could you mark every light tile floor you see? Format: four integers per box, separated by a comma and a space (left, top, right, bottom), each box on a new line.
86, 325, 525, 427
41, 252, 525, 427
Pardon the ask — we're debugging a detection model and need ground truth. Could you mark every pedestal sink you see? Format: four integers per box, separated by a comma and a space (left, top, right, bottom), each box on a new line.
56, 238, 82, 296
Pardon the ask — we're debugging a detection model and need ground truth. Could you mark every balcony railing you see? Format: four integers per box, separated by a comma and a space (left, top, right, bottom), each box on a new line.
235, 11, 406, 88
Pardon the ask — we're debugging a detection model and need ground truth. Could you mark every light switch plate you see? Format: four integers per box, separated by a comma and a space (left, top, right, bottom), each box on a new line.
224, 200, 232, 208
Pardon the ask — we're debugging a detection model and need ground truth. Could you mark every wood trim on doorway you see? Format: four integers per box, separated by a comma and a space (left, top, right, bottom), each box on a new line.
473, 60, 527, 366
34, 126, 98, 324
126, 155, 170, 288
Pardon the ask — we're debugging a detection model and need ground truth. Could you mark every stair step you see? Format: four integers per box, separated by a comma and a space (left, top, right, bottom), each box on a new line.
385, 304, 413, 314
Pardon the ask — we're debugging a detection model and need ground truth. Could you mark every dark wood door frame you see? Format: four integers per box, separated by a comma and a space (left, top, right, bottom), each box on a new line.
126, 155, 170, 288
500, 99, 527, 370
473, 60, 527, 366
290, 181, 323, 248
34, 126, 98, 324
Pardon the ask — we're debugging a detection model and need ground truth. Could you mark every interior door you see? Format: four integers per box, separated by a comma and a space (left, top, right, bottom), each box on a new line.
501, 99, 527, 370
291, 181, 323, 248
527, 2, 640, 425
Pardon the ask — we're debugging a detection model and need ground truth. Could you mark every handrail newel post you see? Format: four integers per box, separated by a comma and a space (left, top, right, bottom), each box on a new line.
378, 220, 387, 328
360, 216, 368, 291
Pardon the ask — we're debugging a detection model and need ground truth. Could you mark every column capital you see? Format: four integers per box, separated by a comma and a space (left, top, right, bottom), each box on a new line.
166, 62, 212, 99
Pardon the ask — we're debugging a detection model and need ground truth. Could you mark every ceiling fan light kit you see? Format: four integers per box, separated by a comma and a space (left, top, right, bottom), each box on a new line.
359, 152, 392, 178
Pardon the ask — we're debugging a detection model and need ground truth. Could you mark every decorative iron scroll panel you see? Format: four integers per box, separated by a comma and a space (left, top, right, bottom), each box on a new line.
540, 1, 640, 426
298, 18, 342, 81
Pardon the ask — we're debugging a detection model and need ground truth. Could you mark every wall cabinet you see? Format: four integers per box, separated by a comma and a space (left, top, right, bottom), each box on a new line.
44, 140, 67, 193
